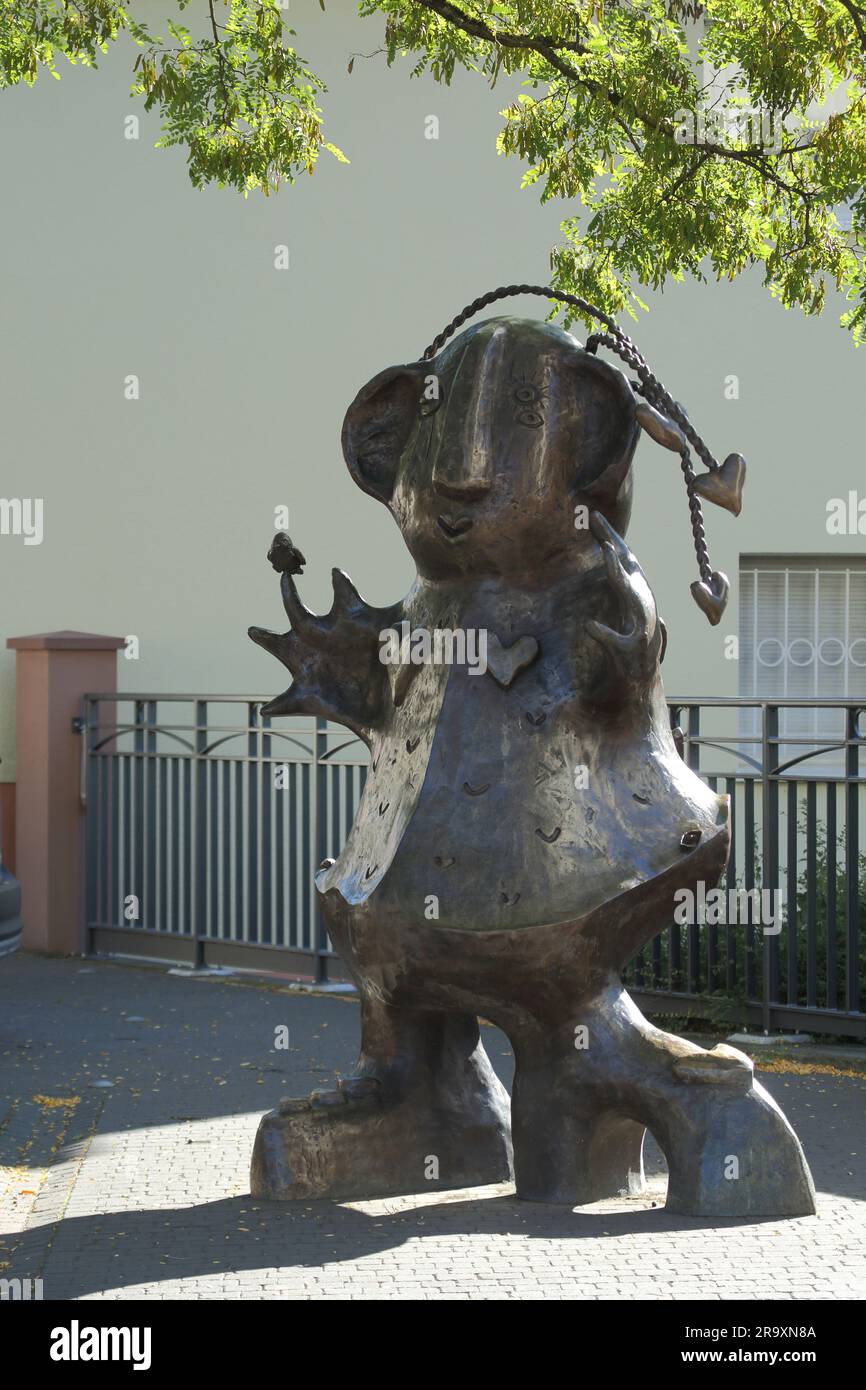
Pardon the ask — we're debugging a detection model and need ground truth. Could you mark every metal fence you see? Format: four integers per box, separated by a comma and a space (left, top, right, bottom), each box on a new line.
82, 694, 866, 1036
82, 697, 367, 981
626, 699, 865, 1038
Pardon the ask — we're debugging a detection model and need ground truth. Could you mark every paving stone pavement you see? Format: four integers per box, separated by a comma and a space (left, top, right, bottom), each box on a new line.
1, 953, 865, 1301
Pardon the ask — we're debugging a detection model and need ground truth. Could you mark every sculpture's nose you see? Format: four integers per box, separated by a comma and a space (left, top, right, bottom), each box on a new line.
433, 475, 489, 502
432, 325, 508, 500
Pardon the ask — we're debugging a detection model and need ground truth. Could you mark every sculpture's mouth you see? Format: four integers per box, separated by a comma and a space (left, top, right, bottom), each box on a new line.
437, 513, 473, 540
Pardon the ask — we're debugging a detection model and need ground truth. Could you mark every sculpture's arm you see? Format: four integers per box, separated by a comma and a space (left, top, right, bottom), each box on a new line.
248, 535, 399, 745
585, 510, 666, 696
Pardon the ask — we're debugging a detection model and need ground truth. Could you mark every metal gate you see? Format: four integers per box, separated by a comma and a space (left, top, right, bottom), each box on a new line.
83, 696, 367, 981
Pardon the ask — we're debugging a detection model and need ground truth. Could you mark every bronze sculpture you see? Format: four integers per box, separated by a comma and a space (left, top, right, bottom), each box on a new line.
249, 288, 815, 1216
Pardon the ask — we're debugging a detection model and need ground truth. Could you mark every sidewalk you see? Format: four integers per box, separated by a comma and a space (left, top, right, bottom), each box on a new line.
1, 954, 864, 1300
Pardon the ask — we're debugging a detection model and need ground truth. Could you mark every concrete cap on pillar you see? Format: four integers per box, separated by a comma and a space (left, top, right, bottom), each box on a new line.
7, 631, 126, 651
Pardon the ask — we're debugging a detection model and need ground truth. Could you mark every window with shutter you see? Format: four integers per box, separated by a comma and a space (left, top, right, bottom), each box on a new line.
739, 556, 866, 776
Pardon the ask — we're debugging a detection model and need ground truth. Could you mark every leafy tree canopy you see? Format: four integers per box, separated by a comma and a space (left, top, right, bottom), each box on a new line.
2, 1, 866, 339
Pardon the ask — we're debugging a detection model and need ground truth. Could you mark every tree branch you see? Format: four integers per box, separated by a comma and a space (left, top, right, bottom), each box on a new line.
208, 0, 232, 129
838, 0, 866, 58
409, 0, 819, 180
410, 0, 609, 91
409, 0, 590, 60
660, 151, 711, 203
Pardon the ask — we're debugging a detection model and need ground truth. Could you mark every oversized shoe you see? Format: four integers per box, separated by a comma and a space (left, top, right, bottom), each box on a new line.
662, 1044, 816, 1218
251, 1073, 513, 1201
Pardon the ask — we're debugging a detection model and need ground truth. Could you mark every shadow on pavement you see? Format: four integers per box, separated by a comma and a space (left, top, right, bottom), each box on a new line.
2, 1183, 818, 1301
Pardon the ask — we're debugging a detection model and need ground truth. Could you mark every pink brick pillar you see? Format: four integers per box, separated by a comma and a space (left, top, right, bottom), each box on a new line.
6, 631, 125, 955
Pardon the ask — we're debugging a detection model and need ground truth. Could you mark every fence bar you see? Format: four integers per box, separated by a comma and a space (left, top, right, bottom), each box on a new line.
247, 702, 259, 947
315, 717, 329, 983
261, 712, 272, 947
827, 783, 838, 1010
706, 776, 719, 992
193, 701, 207, 967
761, 704, 780, 1033
686, 704, 701, 993
786, 780, 798, 1005
806, 781, 817, 1008
134, 701, 144, 931
84, 698, 100, 953
744, 778, 756, 1000
725, 776, 737, 994
846, 707, 861, 1013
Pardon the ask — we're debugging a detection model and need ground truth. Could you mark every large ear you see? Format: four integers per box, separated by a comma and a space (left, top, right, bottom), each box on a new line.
341, 364, 425, 503
568, 352, 640, 503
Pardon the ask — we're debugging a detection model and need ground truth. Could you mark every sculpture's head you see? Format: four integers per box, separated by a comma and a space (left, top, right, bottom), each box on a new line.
341, 317, 640, 580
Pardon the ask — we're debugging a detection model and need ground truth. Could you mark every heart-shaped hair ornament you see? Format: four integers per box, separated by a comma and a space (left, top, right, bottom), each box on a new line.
422, 284, 745, 626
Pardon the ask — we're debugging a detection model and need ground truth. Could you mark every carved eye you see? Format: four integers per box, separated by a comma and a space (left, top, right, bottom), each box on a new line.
514, 385, 538, 405
517, 408, 543, 428
513, 382, 544, 426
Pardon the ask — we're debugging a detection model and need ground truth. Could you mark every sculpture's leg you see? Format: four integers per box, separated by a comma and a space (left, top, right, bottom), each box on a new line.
511, 1065, 647, 1204
621, 1004, 818, 1219
251, 994, 513, 1201
510, 1022, 647, 1205
510, 983, 815, 1217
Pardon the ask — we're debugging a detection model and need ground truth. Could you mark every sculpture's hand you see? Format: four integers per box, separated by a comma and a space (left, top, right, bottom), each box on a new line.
585, 511, 665, 679
249, 536, 394, 742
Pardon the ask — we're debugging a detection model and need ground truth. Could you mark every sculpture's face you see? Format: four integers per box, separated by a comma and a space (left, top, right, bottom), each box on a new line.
341, 317, 640, 580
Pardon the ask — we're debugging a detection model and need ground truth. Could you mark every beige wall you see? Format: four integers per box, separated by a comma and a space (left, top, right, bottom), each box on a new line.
1, 0, 864, 780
